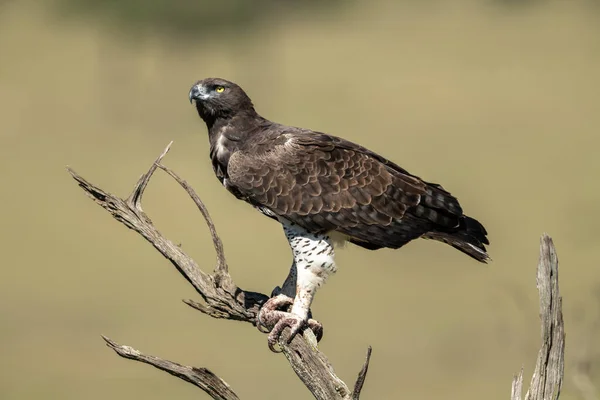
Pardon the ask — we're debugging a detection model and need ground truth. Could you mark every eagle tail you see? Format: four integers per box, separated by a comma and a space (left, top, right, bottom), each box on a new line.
425, 216, 491, 263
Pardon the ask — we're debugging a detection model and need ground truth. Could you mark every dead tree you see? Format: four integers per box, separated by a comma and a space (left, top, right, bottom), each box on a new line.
511, 234, 565, 400
68, 143, 565, 399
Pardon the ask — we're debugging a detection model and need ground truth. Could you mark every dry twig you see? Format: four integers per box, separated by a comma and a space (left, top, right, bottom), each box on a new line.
101, 335, 240, 400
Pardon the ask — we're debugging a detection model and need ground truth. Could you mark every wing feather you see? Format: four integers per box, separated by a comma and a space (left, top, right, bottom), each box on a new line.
226, 130, 462, 248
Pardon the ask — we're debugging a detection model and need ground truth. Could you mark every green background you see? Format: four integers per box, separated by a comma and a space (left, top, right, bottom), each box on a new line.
1, 0, 599, 398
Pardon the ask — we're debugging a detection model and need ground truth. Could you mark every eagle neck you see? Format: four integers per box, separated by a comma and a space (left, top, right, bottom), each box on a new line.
207, 110, 262, 144
206, 110, 265, 189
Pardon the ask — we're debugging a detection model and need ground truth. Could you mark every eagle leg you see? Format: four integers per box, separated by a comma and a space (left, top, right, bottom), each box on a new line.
257, 222, 336, 351
270, 260, 298, 299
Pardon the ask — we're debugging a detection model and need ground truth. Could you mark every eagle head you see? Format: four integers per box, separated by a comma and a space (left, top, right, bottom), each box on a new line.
189, 78, 254, 122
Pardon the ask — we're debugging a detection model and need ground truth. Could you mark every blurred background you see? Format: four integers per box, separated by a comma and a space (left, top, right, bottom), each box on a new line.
1, 0, 599, 398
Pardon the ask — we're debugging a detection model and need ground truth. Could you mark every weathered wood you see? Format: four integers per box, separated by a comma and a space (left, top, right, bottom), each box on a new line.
512, 368, 524, 400
511, 234, 565, 400
68, 143, 372, 400
102, 336, 240, 400
352, 346, 373, 400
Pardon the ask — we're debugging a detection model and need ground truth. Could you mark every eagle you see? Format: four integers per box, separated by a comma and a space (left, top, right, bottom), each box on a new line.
189, 78, 490, 351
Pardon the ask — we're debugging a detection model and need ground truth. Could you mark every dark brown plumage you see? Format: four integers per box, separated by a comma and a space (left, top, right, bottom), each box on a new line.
189, 77, 490, 262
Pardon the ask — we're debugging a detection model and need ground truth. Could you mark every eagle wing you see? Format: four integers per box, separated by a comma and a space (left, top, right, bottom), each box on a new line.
226, 130, 465, 250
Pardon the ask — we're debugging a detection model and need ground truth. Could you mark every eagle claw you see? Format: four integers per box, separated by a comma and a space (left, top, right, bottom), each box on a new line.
257, 294, 323, 352
257, 294, 294, 333
267, 314, 323, 352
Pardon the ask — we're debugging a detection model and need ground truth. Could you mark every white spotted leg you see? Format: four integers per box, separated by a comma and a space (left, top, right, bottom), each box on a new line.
257, 221, 337, 352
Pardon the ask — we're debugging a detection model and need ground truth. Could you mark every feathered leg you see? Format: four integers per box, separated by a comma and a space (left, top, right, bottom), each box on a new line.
258, 221, 337, 351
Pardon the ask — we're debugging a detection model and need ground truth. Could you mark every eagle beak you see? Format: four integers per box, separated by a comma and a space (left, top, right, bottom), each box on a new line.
188, 84, 207, 103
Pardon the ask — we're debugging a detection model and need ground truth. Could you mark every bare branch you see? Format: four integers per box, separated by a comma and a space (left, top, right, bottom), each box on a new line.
126, 141, 173, 212
68, 143, 372, 400
66, 165, 263, 323
279, 329, 351, 398
352, 346, 373, 400
511, 368, 523, 400
157, 164, 230, 286
102, 335, 240, 400
511, 234, 565, 400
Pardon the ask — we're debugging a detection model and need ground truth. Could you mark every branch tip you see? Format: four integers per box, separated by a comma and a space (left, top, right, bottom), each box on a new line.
183, 299, 232, 319
511, 367, 524, 400
512, 233, 564, 400
352, 346, 373, 399
126, 141, 174, 209
100, 334, 240, 400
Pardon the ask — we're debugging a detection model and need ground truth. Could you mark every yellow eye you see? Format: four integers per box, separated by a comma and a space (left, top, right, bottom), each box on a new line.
215, 86, 225, 93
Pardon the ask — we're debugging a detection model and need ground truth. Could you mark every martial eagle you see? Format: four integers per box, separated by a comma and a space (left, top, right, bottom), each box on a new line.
189, 78, 490, 350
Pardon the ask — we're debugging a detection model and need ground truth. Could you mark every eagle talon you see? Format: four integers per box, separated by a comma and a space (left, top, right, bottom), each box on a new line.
266, 314, 323, 352
257, 294, 294, 333
256, 321, 271, 334
257, 295, 323, 352
307, 319, 324, 342
263, 312, 323, 352
267, 313, 310, 352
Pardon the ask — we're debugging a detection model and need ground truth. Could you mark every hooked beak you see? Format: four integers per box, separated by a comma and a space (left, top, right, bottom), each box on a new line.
188, 83, 208, 103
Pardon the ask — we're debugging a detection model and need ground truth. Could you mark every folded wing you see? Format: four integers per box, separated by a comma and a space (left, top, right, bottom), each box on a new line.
226, 130, 471, 250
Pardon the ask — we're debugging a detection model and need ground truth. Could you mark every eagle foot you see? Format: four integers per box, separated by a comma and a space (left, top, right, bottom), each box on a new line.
257, 294, 323, 352
257, 294, 294, 333
266, 312, 323, 352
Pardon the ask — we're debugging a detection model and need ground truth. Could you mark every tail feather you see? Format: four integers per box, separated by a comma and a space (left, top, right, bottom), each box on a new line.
425, 216, 491, 263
